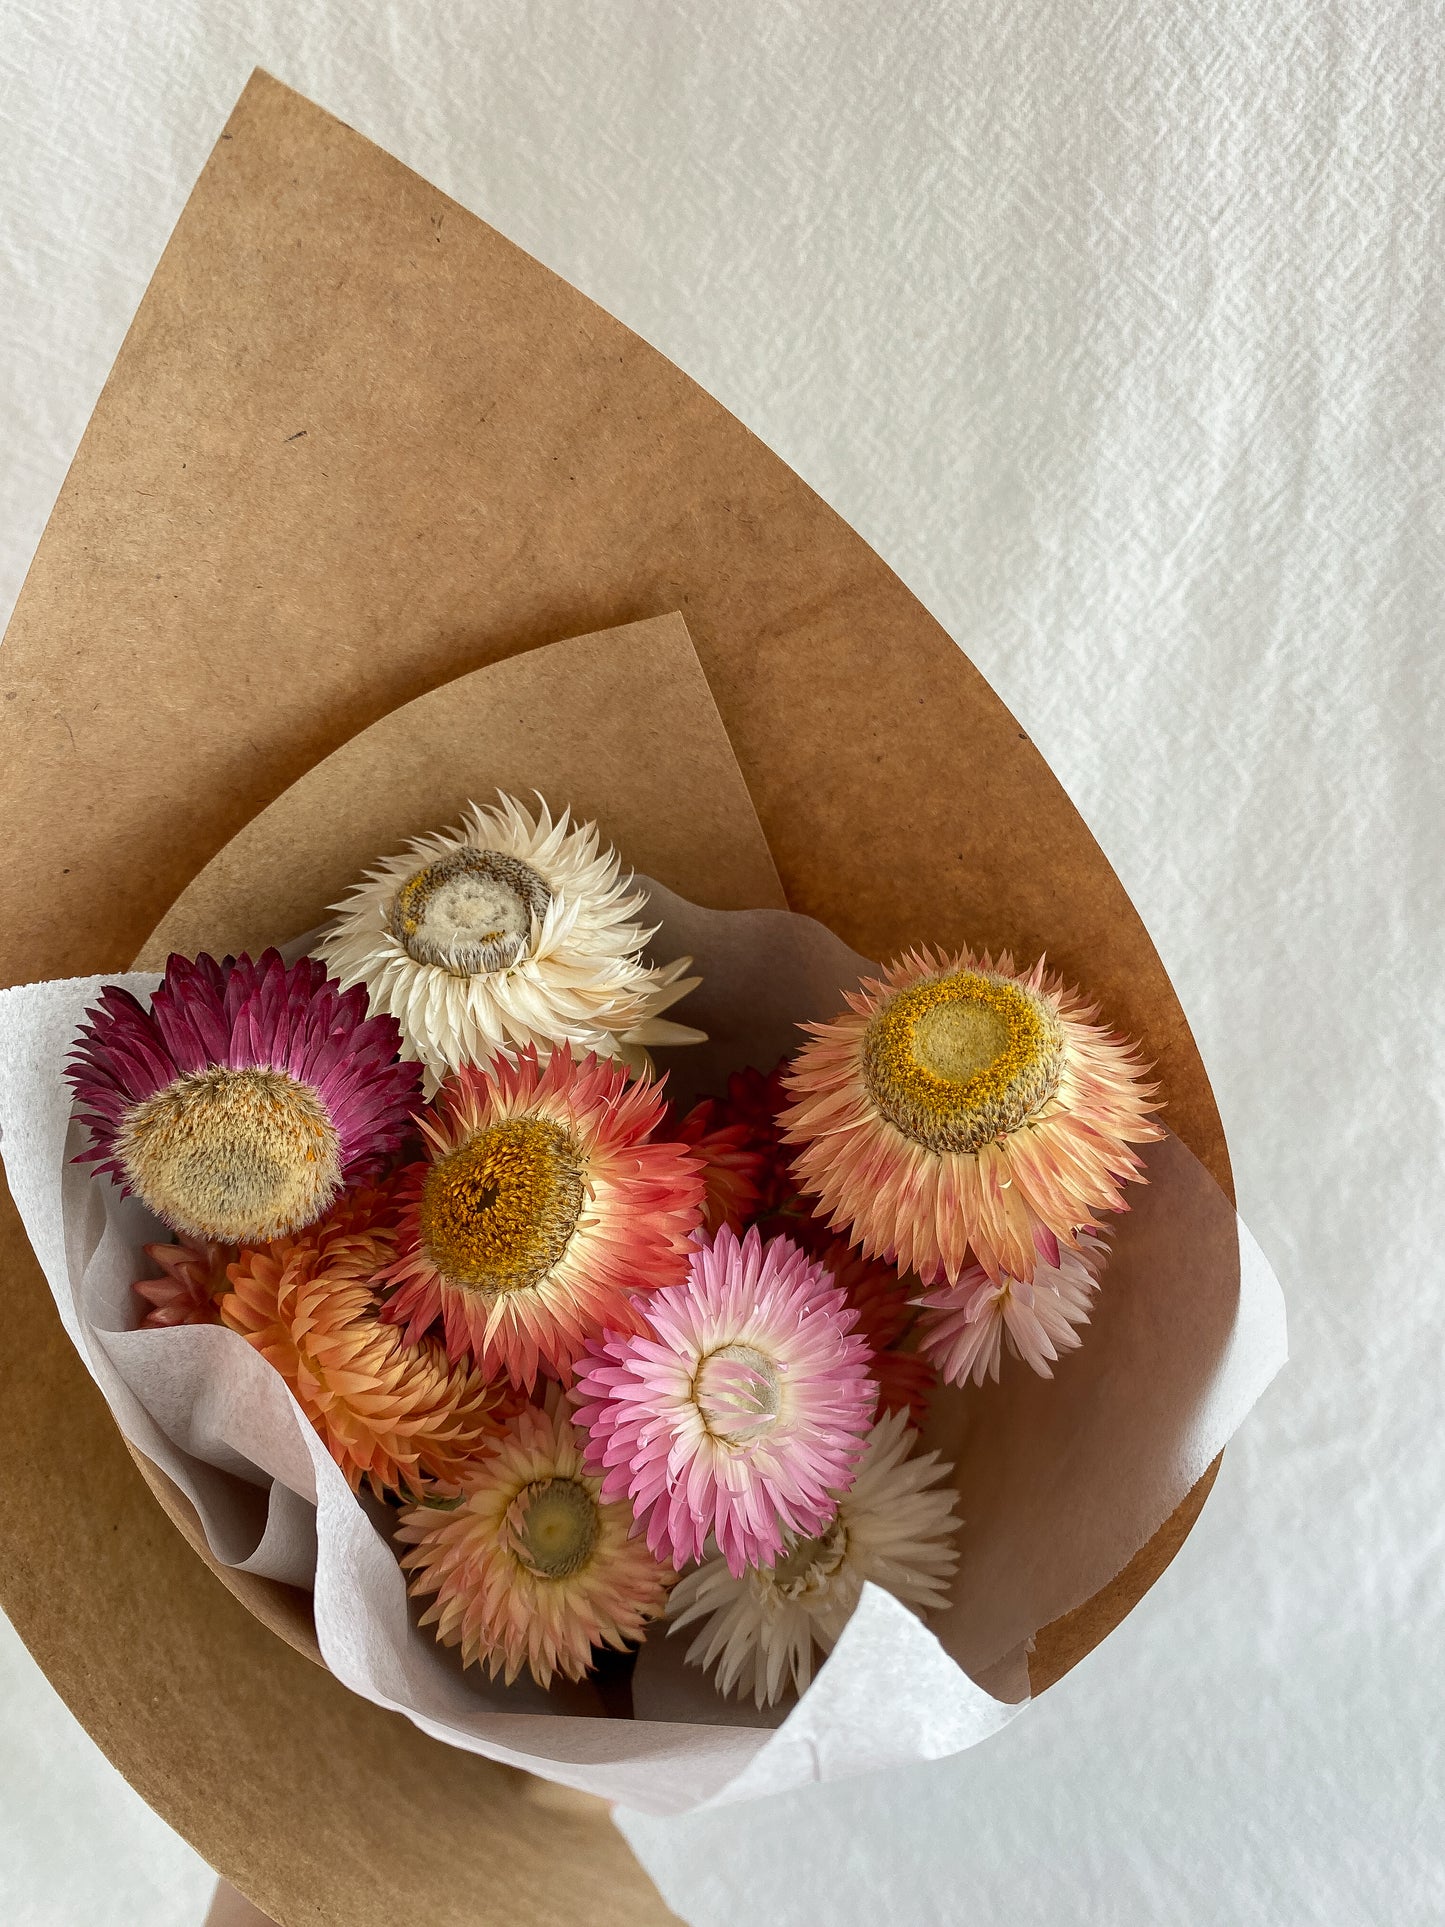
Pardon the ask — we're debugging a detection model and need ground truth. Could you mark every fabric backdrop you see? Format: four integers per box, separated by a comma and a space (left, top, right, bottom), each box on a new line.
1, 4, 1440, 1922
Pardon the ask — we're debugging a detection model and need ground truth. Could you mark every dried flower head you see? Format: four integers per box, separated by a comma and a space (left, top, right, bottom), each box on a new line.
395, 1400, 673, 1688
668, 1408, 960, 1705
67, 950, 421, 1246
318, 794, 704, 1086
914, 1233, 1105, 1385
573, 1226, 876, 1575
134, 1237, 233, 1328
221, 1187, 507, 1498
380, 1046, 704, 1389
781, 947, 1160, 1285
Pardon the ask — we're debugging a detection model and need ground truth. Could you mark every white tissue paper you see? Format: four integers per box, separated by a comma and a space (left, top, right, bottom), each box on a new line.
0, 883, 1286, 1815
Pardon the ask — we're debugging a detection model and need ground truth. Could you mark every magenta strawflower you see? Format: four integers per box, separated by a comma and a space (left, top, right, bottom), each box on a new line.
67, 950, 422, 1245
573, 1226, 877, 1576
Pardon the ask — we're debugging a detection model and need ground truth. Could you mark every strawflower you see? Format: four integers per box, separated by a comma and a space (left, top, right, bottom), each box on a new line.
781, 946, 1160, 1285
380, 1046, 704, 1389
573, 1226, 876, 1575
222, 1187, 507, 1498
67, 950, 420, 1245
318, 794, 703, 1086
134, 1237, 233, 1328
914, 1233, 1105, 1385
668, 1408, 960, 1705
396, 1400, 673, 1689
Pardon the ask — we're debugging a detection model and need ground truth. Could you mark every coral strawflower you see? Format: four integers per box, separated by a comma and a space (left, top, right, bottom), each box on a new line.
318, 793, 703, 1086
668, 1408, 960, 1705
573, 1225, 876, 1575
67, 950, 421, 1246
781, 947, 1160, 1286
395, 1400, 673, 1689
380, 1046, 704, 1389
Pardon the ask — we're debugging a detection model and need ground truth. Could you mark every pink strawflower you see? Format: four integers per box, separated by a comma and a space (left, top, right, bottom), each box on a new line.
134, 1238, 234, 1327
67, 951, 422, 1246
573, 1226, 877, 1576
914, 1233, 1106, 1385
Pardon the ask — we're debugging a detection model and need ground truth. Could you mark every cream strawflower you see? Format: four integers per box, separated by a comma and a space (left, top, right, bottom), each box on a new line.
914, 1233, 1105, 1386
318, 794, 704, 1086
667, 1407, 960, 1706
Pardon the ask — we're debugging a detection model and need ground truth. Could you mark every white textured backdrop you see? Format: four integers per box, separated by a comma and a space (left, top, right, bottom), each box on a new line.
1, 4, 1440, 1922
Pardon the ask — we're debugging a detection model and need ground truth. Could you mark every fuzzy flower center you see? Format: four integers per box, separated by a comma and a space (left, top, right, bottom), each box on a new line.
420, 1116, 584, 1295
763, 1518, 850, 1601
863, 970, 1064, 1155
693, 1343, 783, 1446
505, 1476, 601, 1578
117, 1066, 342, 1243
390, 849, 552, 977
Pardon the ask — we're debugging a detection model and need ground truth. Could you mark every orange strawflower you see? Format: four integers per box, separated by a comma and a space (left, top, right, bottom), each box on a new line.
221, 1187, 507, 1499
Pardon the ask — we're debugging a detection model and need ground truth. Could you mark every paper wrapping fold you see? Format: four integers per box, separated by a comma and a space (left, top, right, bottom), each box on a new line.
0, 68, 1265, 1926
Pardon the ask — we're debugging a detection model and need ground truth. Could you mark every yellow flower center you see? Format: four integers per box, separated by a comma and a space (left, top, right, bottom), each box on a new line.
505, 1476, 601, 1579
763, 1519, 850, 1601
390, 848, 552, 976
419, 1116, 584, 1295
863, 969, 1064, 1155
117, 1066, 342, 1244
693, 1343, 782, 1446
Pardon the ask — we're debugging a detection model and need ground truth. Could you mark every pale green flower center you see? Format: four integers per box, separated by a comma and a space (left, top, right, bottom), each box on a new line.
763, 1519, 850, 1602
863, 969, 1065, 1155
506, 1476, 601, 1579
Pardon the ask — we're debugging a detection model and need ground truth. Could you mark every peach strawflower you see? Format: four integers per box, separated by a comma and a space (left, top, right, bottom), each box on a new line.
221, 1187, 507, 1500
781, 947, 1161, 1286
573, 1226, 876, 1576
380, 1046, 704, 1390
134, 1237, 233, 1328
914, 1233, 1105, 1385
395, 1400, 673, 1689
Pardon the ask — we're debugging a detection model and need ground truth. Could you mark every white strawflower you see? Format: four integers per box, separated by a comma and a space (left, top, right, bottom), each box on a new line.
317, 794, 703, 1086
666, 1407, 961, 1706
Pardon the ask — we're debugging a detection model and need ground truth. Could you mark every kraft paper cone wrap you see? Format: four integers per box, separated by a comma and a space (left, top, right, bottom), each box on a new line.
0, 72, 1281, 1926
